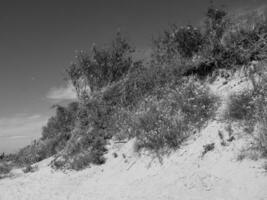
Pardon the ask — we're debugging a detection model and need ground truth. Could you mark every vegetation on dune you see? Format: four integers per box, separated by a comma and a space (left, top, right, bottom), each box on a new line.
132, 80, 217, 152
225, 61, 267, 158
13, 102, 80, 166
10, 5, 267, 170
0, 163, 12, 177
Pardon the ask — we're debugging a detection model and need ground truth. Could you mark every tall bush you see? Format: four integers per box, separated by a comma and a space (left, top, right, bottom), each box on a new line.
67, 32, 134, 96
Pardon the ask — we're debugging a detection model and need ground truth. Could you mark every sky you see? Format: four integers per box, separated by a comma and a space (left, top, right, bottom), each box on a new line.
0, 0, 266, 153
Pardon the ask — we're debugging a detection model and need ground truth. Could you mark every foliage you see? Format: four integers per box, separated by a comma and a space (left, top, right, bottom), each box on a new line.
67, 32, 134, 95
23, 164, 38, 173
14, 102, 79, 166
14, 140, 47, 165
201, 143, 215, 157
102, 60, 183, 108
49, 98, 114, 170
252, 66, 267, 156
222, 21, 267, 66
152, 5, 267, 77
225, 91, 255, 121
225, 63, 267, 157
152, 25, 203, 64
0, 163, 11, 176
204, 5, 228, 42
132, 80, 217, 152
42, 102, 78, 140
52, 127, 108, 170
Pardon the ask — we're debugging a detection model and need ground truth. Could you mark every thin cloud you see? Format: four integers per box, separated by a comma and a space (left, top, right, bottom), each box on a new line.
6, 135, 30, 140
0, 114, 49, 153
47, 81, 77, 101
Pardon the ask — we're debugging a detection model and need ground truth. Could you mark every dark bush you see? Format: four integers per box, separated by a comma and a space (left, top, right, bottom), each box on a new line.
225, 91, 255, 121
67, 32, 134, 94
23, 164, 37, 173
42, 102, 79, 140
225, 66, 267, 157
0, 163, 11, 176
133, 80, 217, 152
153, 25, 204, 64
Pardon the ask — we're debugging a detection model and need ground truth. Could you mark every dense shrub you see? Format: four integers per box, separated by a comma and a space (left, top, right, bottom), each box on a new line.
225, 63, 267, 156
23, 164, 38, 173
152, 6, 230, 77
134, 104, 188, 151
0, 162, 11, 176
42, 102, 78, 139
204, 6, 228, 43
153, 25, 204, 64
222, 21, 267, 67
132, 79, 217, 152
52, 127, 108, 170
102, 60, 183, 108
13, 102, 79, 166
152, 5, 267, 77
49, 97, 115, 169
41, 102, 79, 154
253, 65, 267, 156
176, 80, 218, 128
225, 91, 255, 121
14, 140, 48, 165
67, 32, 134, 95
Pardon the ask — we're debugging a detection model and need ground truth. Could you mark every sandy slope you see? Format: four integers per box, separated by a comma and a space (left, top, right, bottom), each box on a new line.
0, 76, 267, 200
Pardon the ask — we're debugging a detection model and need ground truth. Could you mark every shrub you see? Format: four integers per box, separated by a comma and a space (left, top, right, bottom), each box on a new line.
23, 164, 38, 173
204, 5, 228, 42
80, 99, 114, 130
52, 127, 108, 170
177, 79, 218, 129
253, 67, 267, 156
134, 104, 188, 151
39, 102, 79, 156
67, 32, 134, 95
109, 108, 136, 141
132, 79, 217, 152
42, 102, 79, 140
153, 25, 204, 64
14, 102, 80, 166
14, 140, 48, 166
0, 162, 11, 176
225, 63, 267, 158
222, 21, 267, 67
225, 91, 255, 121
103, 58, 186, 109
50, 97, 114, 170
202, 143, 215, 157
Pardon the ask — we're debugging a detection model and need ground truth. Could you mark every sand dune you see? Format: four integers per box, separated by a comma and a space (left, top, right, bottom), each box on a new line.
0, 76, 267, 200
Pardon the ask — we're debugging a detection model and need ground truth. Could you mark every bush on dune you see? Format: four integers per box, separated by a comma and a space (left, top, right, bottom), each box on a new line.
14, 102, 79, 166
152, 5, 267, 78
152, 25, 204, 65
67, 31, 134, 96
13, 5, 267, 170
0, 162, 12, 177
54, 128, 108, 170
152, 5, 229, 77
253, 64, 267, 156
225, 91, 255, 122
225, 62, 267, 157
132, 79, 218, 152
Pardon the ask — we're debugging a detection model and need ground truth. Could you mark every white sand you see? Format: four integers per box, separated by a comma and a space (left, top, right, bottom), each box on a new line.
0, 75, 266, 200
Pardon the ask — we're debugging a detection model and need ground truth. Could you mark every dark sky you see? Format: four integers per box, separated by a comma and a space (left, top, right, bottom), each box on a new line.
0, 0, 266, 153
